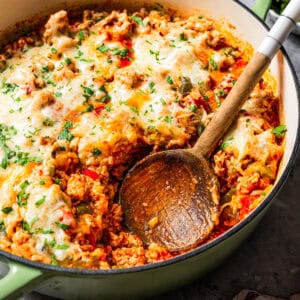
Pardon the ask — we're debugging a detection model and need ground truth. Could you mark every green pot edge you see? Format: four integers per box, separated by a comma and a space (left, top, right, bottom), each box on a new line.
0, 260, 43, 299
251, 0, 272, 20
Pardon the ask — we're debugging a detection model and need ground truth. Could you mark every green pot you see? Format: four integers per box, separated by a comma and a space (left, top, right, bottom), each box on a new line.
0, 0, 299, 299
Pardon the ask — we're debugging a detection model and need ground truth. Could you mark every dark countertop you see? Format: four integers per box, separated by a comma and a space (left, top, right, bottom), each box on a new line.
20, 1, 300, 299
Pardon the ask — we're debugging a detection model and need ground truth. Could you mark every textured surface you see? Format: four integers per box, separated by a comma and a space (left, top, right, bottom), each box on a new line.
19, 0, 300, 299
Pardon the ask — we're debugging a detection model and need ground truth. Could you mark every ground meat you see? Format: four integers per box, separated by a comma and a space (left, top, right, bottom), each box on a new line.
111, 246, 146, 268
43, 10, 69, 42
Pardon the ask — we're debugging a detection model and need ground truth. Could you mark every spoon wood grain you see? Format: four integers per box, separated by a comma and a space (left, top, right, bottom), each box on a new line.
119, 0, 300, 252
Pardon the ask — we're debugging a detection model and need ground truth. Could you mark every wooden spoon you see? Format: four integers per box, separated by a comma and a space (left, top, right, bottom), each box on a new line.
119, 0, 300, 252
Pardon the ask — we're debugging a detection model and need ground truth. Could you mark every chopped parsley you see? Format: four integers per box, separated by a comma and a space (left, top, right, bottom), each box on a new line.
97, 44, 110, 53
14, 151, 42, 166
35, 195, 46, 207
99, 85, 108, 94
77, 30, 85, 45
148, 81, 156, 94
0, 220, 5, 232
149, 49, 162, 62
55, 244, 70, 250
130, 106, 139, 114
2, 207, 12, 214
41, 66, 49, 73
220, 137, 234, 150
22, 216, 39, 234
92, 148, 102, 156
131, 15, 144, 26
64, 57, 72, 65
81, 84, 95, 102
51, 253, 59, 266
43, 229, 54, 234
54, 178, 61, 184
17, 180, 30, 207
105, 105, 112, 112
0, 124, 17, 169
166, 75, 173, 85
188, 104, 197, 112
209, 57, 218, 71
55, 91, 62, 98
75, 50, 84, 59
98, 94, 111, 103
1, 78, 18, 94
58, 121, 74, 142
82, 104, 94, 113
160, 98, 166, 105
179, 32, 188, 41
22, 220, 31, 233
272, 125, 287, 137
112, 48, 129, 58
55, 221, 71, 230
164, 116, 173, 124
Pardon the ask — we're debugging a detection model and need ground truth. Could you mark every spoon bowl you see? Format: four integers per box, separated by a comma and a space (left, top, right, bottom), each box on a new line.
120, 150, 219, 252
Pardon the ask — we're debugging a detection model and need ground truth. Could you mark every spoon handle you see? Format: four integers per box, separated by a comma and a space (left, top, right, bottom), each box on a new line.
192, 0, 300, 158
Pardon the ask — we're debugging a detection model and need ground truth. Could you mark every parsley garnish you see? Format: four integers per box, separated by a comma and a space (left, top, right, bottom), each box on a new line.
272, 125, 287, 137
164, 116, 173, 124
1, 78, 18, 94
41, 66, 49, 73
55, 91, 62, 98
64, 57, 72, 65
55, 222, 71, 230
130, 106, 139, 114
0, 220, 5, 232
81, 84, 95, 102
166, 75, 173, 85
43, 229, 54, 234
14, 152, 42, 166
55, 244, 70, 250
149, 49, 160, 62
35, 195, 46, 207
148, 82, 156, 94
43, 117, 54, 127
92, 148, 102, 156
58, 121, 74, 142
179, 32, 188, 41
0, 124, 17, 169
220, 137, 234, 150
160, 98, 166, 105
131, 15, 144, 26
78, 30, 85, 45
17, 180, 30, 207
97, 44, 110, 53
75, 50, 84, 59
112, 48, 129, 58
188, 104, 197, 112
209, 57, 218, 71
2, 207, 12, 214
82, 104, 94, 113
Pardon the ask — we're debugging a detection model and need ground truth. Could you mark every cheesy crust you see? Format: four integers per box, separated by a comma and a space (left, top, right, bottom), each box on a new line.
0, 7, 284, 269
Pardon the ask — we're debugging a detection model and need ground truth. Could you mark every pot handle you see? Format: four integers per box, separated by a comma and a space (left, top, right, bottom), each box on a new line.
252, 0, 272, 20
0, 258, 43, 299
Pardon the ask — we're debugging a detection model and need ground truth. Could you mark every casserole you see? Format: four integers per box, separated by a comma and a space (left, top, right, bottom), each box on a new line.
0, 0, 299, 299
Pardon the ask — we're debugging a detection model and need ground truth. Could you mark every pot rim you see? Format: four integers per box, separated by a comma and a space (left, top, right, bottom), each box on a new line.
0, 0, 299, 276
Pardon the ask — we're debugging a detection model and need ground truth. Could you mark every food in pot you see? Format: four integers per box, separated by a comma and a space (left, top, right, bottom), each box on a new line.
0, 6, 285, 269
